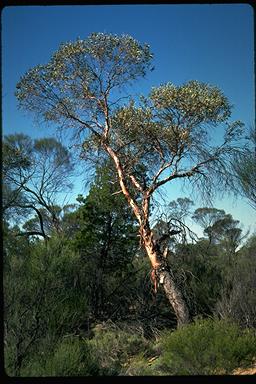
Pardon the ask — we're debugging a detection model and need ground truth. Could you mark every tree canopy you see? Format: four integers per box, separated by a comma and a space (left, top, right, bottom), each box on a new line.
16, 33, 245, 218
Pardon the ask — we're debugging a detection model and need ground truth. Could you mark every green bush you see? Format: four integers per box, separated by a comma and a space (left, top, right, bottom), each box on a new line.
121, 353, 155, 376
156, 318, 256, 375
9, 318, 256, 377
46, 337, 98, 376
20, 326, 154, 377
21, 336, 98, 376
88, 324, 153, 375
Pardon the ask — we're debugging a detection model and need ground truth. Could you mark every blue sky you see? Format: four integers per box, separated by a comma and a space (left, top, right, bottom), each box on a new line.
2, 4, 255, 236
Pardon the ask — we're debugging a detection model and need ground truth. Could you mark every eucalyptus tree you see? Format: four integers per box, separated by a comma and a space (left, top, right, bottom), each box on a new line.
192, 207, 244, 253
16, 32, 244, 326
192, 207, 227, 244
3, 134, 73, 238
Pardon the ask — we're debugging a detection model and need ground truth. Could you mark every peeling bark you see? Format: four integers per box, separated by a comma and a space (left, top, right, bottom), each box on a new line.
140, 225, 190, 327
159, 270, 190, 327
104, 144, 142, 225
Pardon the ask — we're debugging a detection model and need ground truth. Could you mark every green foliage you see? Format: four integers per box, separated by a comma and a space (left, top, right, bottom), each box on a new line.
67, 164, 139, 320
3, 134, 33, 219
216, 234, 256, 327
3, 133, 73, 236
16, 32, 153, 123
18, 326, 153, 377
15, 32, 245, 204
170, 241, 223, 317
111, 83, 235, 161
3, 134, 33, 174
156, 318, 256, 375
12, 36, 249, 346
20, 337, 98, 376
3, 127, 255, 377
150, 80, 232, 124
4, 188, 255, 376
233, 128, 256, 210
192, 207, 244, 252
121, 353, 154, 376
235, 153, 256, 209
4, 232, 90, 375
7, 318, 256, 377
192, 207, 226, 236
87, 324, 152, 375
45, 338, 97, 376
107, 80, 244, 200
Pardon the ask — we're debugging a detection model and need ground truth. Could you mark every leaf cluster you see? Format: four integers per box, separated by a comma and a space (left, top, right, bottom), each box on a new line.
16, 33, 153, 128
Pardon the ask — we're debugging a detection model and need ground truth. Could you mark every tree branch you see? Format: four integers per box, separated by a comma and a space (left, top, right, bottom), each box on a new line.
104, 145, 142, 224
129, 174, 144, 193
15, 204, 48, 239
148, 156, 217, 196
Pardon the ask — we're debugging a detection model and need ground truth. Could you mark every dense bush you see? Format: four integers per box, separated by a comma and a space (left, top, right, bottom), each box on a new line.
3, 145, 256, 377
87, 323, 153, 375
121, 353, 154, 376
155, 318, 256, 375
4, 233, 91, 376
216, 234, 256, 328
20, 336, 98, 376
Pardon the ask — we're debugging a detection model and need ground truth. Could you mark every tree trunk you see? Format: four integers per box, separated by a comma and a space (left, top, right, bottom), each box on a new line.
140, 225, 190, 327
158, 269, 190, 327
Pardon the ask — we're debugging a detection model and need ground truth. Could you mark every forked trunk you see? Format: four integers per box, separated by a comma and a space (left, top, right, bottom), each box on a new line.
141, 226, 190, 327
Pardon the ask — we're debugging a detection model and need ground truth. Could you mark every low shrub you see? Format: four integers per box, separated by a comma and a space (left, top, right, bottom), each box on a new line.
156, 318, 256, 375
121, 353, 155, 376
16, 319, 256, 376
20, 336, 98, 376
17, 323, 153, 377
88, 323, 153, 375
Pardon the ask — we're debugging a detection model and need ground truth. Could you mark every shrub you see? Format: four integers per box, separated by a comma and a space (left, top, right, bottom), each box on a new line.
121, 353, 155, 376
88, 323, 153, 375
19, 324, 153, 377
21, 336, 98, 377
156, 318, 256, 375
